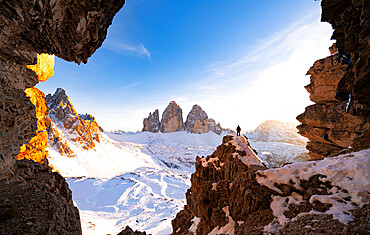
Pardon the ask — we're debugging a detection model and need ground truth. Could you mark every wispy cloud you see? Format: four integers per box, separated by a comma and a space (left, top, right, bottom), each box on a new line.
176, 13, 334, 130
104, 41, 151, 58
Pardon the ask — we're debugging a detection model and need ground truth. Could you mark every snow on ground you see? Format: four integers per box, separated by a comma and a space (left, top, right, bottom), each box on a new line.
48, 129, 309, 234
257, 149, 370, 232
48, 131, 224, 234
48, 133, 159, 178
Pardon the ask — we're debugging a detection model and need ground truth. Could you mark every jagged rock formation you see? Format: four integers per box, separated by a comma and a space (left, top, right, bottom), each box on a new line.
142, 109, 160, 132
297, 45, 369, 160
143, 103, 229, 134
46, 88, 102, 155
297, 0, 370, 160
118, 226, 147, 235
172, 136, 370, 234
184, 104, 228, 135
0, 0, 125, 177
17, 87, 51, 164
184, 105, 209, 134
0, 159, 81, 234
207, 118, 224, 135
0, 0, 125, 234
160, 101, 185, 133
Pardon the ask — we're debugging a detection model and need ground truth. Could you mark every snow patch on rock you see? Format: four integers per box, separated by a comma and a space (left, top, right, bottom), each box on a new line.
257, 149, 370, 229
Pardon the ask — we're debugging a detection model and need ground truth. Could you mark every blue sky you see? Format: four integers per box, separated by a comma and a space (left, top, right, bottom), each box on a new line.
37, 0, 334, 131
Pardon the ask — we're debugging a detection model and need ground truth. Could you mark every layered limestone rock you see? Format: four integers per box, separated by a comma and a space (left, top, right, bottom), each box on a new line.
0, 0, 124, 233
207, 118, 223, 135
0, 159, 81, 234
321, 0, 370, 113
296, 0, 369, 160
46, 88, 101, 153
16, 53, 54, 164
142, 109, 160, 132
16, 87, 51, 164
185, 105, 209, 134
184, 105, 230, 135
297, 44, 369, 160
143, 103, 228, 134
0, 0, 125, 178
160, 101, 185, 133
172, 136, 370, 234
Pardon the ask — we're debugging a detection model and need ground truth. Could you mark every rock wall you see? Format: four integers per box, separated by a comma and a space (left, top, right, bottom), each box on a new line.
184, 105, 209, 134
160, 101, 185, 133
0, 0, 125, 177
142, 109, 160, 132
143, 102, 229, 134
297, 0, 370, 160
0, 0, 125, 234
0, 159, 82, 234
46, 88, 102, 152
16, 87, 51, 164
172, 136, 370, 234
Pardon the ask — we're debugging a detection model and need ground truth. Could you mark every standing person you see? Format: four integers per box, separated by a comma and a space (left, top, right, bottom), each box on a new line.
236, 125, 241, 136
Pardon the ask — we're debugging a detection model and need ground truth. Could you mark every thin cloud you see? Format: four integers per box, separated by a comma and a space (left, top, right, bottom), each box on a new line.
176, 14, 334, 130
104, 41, 151, 58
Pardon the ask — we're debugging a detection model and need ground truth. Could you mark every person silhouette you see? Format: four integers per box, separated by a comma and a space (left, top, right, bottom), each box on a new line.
236, 125, 241, 136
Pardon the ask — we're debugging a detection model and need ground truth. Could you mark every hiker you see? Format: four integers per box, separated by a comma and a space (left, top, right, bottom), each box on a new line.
236, 125, 241, 136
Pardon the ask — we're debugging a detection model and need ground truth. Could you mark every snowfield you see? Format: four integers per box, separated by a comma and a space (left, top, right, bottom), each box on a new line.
47, 128, 309, 234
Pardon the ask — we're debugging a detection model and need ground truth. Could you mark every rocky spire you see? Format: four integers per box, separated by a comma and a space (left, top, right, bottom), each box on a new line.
160, 101, 184, 133
142, 109, 160, 132
46, 88, 101, 154
185, 104, 209, 134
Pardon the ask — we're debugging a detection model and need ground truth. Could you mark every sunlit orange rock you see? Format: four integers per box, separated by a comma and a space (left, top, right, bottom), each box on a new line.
17, 54, 54, 164
26, 53, 55, 82
46, 88, 102, 156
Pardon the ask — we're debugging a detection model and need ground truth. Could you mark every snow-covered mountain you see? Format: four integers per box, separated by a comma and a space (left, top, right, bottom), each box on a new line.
44, 90, 309, 234
245, 120, 309, 167
246, 120, 307, 145
48, 131, 225, 234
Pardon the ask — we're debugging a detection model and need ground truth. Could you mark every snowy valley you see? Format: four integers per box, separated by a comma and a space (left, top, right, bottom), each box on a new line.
43, 88, 310, 234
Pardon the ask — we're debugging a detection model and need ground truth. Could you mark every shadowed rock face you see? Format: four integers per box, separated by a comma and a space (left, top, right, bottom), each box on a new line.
46, 88, 102, 155
0, 159, 82, 234
172, 136, 370, 234
142, 109, 160, 132
297, 0, 370, 160
160, 101, 185, 133
185, 105, 209, 134
0, 0, 125, 177
0, 0, 125, 234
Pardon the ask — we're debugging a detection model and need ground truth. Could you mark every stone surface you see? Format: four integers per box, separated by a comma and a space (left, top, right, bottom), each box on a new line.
0, 0, 125, 233
207, 118, 223, 135
17, 87, 51, 164
305, 51, 346, 104
143, 103, 229, 135
118, 226, 147, 235
160, 101, 185, 133
185, 105, 209, 134
172, 135, 274, 234
46, 88, 102, 154
0, 0, 125, 177
142, 109, 160, 133
296, 0, 369, 160
0, 159, 81, 235
172, 136, 370, 234
321, 0, 370, 113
